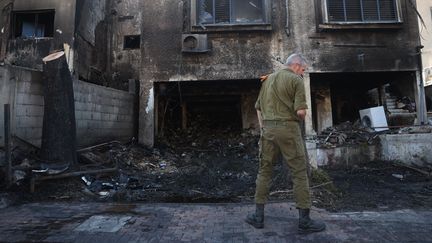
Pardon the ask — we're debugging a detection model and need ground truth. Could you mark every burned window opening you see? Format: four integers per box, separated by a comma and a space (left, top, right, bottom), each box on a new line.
156, 80, 260, 137
197, 0, 267, 25
310, 72, 417, 133
13, 10, 55, 38
159, 95, 243, 131
123, 35, 141, 49
188, 97, 242, 129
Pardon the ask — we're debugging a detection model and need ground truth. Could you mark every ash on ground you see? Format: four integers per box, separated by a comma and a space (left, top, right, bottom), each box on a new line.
1, 125, 431, 212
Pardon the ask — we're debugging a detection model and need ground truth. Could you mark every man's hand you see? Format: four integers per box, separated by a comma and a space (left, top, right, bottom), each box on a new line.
260, 75, 269, 83
296, 109, 307, 120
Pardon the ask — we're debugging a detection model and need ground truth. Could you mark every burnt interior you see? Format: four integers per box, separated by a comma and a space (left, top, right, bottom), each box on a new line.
187, 96, 242, 129
155, 80, 260, 135
311, 71, 416, 132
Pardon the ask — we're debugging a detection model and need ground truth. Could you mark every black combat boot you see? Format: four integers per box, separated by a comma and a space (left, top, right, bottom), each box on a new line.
298, 208, 326, 234
245, 204, 264, 229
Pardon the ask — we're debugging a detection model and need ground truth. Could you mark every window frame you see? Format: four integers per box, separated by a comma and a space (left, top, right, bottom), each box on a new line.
12, 9, 56, 39
123, 35, 141, 50
321, 0, 403, 25
190, 0, 272, 32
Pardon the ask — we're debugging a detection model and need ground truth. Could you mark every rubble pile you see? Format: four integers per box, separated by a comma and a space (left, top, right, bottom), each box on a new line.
74, 127, 262, 202
315, 121, 379, 148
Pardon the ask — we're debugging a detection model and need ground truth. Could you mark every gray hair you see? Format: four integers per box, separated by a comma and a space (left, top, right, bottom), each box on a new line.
285, 53, 307, 67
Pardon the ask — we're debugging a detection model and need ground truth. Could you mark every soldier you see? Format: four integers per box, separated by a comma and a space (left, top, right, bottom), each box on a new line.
246, 54, 326, 233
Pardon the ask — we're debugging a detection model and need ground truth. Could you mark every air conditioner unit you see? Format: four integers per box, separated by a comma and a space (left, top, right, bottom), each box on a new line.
359, 106, 389, 132
181, 34, 208, 53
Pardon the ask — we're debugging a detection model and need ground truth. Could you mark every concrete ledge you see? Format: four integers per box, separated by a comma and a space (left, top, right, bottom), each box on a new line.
307, 142, 379, 167
380, 133, 432, 167
307, 133, 432, 168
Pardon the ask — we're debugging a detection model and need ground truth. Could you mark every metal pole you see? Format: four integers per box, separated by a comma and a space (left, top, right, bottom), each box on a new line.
416, 46, 428, 124
4, 104, 12, 187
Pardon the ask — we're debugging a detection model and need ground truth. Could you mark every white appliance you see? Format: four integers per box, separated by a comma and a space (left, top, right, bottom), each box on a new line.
359, 106, 388, 131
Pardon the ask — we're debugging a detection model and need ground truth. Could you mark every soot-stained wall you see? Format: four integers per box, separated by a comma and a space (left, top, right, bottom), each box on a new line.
108, 0, 141, 90
6, 0, 77, 70
74, 0, 108, 85
137, 0, 421, 146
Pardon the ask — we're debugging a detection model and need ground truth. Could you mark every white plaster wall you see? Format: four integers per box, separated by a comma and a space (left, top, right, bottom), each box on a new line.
380, 133, 432, 166
418, 0, 432, 86
308, 133, 432, 168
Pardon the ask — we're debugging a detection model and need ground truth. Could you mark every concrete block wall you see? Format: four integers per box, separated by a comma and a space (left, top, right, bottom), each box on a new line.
73, 80, 135, 147
13, 70, 44, 147
0, 66, 135, 148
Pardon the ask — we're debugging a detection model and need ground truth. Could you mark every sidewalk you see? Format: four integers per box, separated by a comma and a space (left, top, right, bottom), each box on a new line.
0, 202, 431, 242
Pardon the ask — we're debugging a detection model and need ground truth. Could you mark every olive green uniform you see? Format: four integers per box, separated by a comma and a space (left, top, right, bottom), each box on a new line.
254, 68, 311, 209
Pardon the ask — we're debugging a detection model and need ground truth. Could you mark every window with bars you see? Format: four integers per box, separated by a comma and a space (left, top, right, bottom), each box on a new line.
197, 0, 267, 25
325, 0, 401, 23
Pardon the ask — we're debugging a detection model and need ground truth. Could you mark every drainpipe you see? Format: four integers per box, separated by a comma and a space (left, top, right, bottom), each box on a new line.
416, 45, 428, 125
285, 0, 290, 36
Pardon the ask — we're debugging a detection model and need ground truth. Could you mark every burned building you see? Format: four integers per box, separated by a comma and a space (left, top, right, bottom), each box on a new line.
0, 0, 139, 89
0, 0, 136, 147
0, 0, 77, 70
133, 0, 427, 147
417, 0, 432, 118
0, 0, 428, 148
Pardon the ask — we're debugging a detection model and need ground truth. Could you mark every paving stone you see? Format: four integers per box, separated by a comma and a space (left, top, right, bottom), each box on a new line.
0, 202, 431, 242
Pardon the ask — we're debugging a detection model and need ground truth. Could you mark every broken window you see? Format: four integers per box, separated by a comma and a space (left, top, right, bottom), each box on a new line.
325, 0, 401, 23
197, 0, 267, 25
13, 10, 55, 38
123, 35, 140, 49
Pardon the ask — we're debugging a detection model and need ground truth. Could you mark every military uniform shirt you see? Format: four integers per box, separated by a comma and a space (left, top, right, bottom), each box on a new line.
255, 69, 308, 122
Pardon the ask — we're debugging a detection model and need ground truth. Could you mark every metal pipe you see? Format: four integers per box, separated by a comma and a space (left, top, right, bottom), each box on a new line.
285, 0, 290, 36
76, 140, 123, 153
416, 45, 428, 125
4, 104, 12, 187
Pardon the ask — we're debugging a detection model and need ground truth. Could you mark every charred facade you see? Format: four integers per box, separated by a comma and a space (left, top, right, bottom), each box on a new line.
137, 0, 425, 147
0, 0, 427, 147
